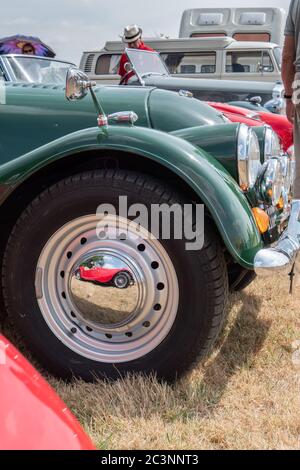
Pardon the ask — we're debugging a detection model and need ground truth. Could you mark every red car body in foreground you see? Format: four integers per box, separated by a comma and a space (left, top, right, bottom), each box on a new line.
0, 335, 95, 450
208, 102, 293, 152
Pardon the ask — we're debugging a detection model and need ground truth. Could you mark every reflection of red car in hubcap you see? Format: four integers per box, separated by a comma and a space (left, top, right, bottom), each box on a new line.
76, 266, 133, 289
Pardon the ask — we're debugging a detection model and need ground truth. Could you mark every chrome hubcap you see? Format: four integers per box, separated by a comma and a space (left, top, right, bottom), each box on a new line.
35, 215, 179, 363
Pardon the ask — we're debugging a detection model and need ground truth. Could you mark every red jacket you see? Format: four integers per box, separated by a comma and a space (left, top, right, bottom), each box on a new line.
119, 42, 154, 78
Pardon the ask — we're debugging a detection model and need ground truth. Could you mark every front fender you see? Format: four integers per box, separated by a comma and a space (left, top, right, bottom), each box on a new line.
0, 125, 262, 268
172, 123, 267, 179
172, 124, 239, 181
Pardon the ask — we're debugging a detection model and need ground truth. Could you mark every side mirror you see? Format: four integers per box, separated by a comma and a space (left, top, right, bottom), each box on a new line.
124, 62, 133, 73
257, 62, 263, 73
65, 66, 96, 101
249, 96, 262, 106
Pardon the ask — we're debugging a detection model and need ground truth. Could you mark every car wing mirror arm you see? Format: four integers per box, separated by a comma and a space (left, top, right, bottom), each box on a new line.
66, 67, 108, 126
89, 84, 105, 116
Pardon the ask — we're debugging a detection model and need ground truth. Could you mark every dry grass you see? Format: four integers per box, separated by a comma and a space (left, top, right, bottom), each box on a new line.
3, 275, 300, 449
53, 276, 300, 450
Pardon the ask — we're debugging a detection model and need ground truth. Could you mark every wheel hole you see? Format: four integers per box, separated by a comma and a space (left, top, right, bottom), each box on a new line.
105, 334, 112, 339
154, 304, 162, 311
151, 262, 159, 270
81, 238, 87, 245
143, 321, 151, 328
138, 244, 146, 252
125, 332, 133, 338
118, 233, 127, 241
70, 311, 76, 318
61, 292, 66, 299
157, 283, 165, 291
60, 271, 65, 278
86, 326, 93, 332
67, 251, 72, 259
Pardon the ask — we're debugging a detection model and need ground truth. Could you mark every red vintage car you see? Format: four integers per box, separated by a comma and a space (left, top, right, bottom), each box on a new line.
76, 265, 134, 289
208, 102, 293, 153
0, 334, 95, 450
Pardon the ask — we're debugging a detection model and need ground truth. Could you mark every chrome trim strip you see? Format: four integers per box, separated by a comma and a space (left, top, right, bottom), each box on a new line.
108, 111, 138, 124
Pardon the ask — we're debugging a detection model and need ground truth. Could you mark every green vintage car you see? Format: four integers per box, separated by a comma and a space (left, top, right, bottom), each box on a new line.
0, 66, 298, 382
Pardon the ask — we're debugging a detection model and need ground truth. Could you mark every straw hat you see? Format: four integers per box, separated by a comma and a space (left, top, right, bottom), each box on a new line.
122, 24, 142, 43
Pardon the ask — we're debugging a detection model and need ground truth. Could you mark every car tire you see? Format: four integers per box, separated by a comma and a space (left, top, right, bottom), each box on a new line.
113, 272, 131, 289
233, 271, 256, 292
229, 266, 257, 292
3, 169, 229, 382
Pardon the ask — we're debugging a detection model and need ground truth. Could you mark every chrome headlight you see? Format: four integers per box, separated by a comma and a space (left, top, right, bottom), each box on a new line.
290, 158, 297, 188
238, 124, 261, 190
260, 158, 284, 206
287, 145, 296, 188
280, 155, 292, 207
280, 155, 291, 193
264, 126, 282, 160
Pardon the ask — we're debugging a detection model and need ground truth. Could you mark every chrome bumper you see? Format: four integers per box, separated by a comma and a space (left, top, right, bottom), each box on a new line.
254, 200, 300, 277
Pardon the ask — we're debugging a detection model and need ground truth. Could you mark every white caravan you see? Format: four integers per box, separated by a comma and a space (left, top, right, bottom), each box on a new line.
179, 7, 286, 46
80, 37, 282, 84
80, 7, 285, 84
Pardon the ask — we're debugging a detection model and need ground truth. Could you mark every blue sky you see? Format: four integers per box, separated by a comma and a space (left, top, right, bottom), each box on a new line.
1, 0, 292, 64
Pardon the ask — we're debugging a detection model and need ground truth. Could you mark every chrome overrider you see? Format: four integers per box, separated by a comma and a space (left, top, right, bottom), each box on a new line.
254, 199, 300, 277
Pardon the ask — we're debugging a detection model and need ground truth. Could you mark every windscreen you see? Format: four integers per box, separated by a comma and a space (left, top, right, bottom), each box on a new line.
6, 56, 74, 84
126, 49, 169, 77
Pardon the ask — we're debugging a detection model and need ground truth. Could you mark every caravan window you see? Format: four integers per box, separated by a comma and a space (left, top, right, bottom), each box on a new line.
95, 54, 121, 75
160, 52, 216, 74
233, 33, 271, 42
226, 51, 265, 73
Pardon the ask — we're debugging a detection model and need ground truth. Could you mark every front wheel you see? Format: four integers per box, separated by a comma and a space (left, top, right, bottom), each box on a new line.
113, 272, 131, 289
3, 170, 228, 382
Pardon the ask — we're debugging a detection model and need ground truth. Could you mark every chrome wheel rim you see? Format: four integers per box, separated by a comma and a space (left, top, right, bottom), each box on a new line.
35, 215, 179, 363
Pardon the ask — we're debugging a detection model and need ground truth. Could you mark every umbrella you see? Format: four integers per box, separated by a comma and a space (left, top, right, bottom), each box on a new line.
0, 35, 56, 57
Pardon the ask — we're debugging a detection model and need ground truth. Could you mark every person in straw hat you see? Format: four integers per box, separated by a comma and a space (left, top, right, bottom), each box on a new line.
118, 24, 154, 80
